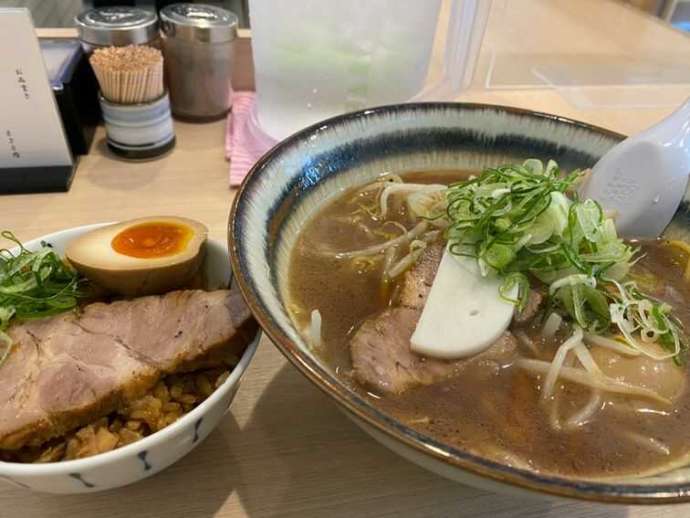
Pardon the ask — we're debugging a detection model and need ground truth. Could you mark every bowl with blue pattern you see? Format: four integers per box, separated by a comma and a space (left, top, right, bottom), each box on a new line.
229, 102, 690, 503
0, 224, 260, 493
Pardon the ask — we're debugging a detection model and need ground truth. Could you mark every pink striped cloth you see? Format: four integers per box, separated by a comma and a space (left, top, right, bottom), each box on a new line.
226, 92, 277, 187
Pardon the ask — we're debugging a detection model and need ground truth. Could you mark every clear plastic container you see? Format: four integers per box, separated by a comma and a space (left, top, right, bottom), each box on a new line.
474, 0, 690, 109
249, 0, 491, 140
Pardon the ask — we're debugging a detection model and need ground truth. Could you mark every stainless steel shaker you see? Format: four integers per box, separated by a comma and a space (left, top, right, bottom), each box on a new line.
75, 6, 160, 54
160, 3, 238, 121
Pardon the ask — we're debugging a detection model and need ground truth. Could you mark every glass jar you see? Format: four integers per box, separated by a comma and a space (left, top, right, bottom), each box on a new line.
160, 3, 238, 121
75, 7, 160, 54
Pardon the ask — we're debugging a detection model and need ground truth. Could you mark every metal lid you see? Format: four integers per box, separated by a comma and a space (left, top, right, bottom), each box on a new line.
75, 7, 159, 47
160, 4, 238, 44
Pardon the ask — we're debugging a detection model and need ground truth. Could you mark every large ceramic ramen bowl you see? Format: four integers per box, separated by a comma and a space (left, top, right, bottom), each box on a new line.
229, 102, 690, 503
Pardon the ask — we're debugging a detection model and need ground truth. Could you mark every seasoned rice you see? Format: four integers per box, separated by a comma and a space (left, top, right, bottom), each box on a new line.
0, 366, 233, 463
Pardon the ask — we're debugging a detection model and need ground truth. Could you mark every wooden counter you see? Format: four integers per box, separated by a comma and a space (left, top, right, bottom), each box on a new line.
2, 1, 690, 516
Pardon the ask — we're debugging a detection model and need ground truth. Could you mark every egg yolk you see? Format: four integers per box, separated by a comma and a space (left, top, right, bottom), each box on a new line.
111, 222, 193, 259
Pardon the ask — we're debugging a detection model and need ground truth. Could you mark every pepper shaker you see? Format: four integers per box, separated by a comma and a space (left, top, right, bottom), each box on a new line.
160, 3, 238, 121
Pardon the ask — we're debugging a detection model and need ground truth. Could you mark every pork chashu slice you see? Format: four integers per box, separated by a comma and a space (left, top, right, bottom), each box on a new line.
351, 308, 518, 394
0, 289, 256, 450
353, 243, 518, 394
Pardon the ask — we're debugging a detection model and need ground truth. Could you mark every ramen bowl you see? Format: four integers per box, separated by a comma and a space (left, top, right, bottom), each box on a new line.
229, 102, 690, 503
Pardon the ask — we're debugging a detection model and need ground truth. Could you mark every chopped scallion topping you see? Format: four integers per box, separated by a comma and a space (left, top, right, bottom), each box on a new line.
423, 159, 688, 363
0, 231, 85, 368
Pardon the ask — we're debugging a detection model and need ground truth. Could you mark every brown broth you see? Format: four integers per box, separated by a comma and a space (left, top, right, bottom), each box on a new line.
286, 172, 690, 479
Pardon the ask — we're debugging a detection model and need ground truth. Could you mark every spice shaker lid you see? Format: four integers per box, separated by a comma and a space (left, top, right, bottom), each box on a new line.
75, 7, 159, 46
160, 3, 238, 43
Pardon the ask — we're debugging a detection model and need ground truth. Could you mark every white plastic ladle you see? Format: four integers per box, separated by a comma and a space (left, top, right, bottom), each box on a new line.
580, 97, 690, 239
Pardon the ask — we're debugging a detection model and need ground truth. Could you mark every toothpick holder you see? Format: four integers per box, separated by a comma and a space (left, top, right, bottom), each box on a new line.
99, 92, 175, 159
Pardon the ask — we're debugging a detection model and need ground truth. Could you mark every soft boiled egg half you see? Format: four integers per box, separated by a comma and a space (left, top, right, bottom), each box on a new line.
66, 216, 208, 296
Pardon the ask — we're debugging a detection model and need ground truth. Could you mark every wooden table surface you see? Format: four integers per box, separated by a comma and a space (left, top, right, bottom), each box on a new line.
2, 1, 690, 516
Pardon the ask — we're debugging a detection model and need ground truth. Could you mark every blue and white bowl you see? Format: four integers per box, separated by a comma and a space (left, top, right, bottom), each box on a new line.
0, 224, 259, 493
229, 102, 690, 503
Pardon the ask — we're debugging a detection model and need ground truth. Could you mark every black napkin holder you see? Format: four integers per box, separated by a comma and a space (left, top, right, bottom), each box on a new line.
42, 38, 100, 158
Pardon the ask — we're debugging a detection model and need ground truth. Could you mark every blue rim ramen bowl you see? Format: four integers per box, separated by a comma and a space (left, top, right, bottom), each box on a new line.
229, 102, 690, 503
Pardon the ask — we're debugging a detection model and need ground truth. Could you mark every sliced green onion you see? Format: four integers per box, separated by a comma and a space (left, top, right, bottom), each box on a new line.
0, 231, 86, 368
499, 272, 530, 310
436, 158, 687, 363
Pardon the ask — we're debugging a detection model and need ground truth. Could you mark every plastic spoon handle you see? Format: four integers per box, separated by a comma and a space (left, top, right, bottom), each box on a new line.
580, 97, 690, 239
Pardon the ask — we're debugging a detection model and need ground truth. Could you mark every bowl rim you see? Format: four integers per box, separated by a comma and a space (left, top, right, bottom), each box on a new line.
229, 101, 690, 504
0, 223, 260, 476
